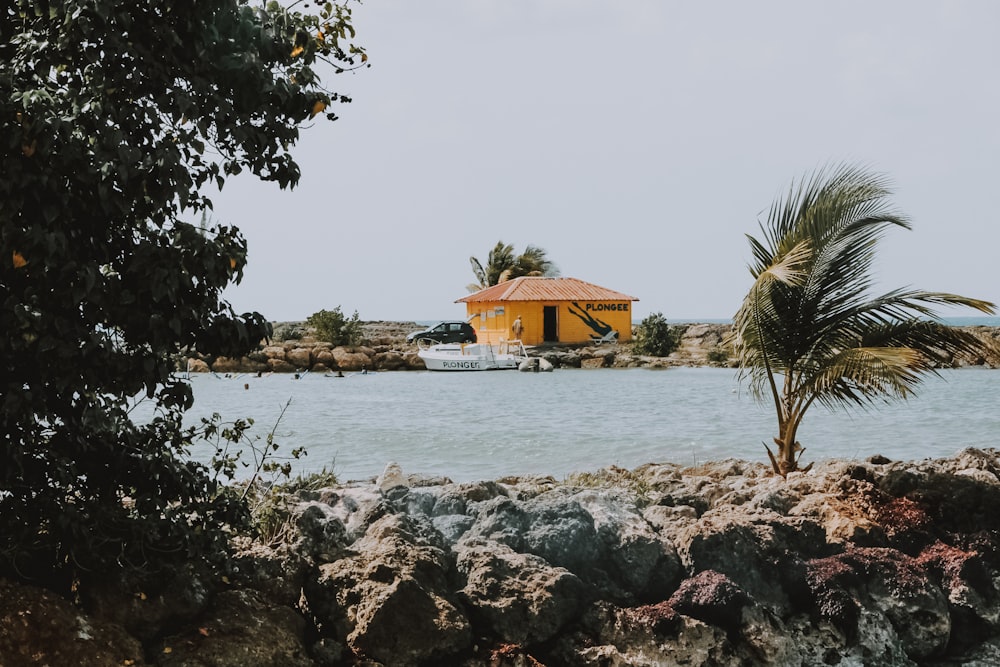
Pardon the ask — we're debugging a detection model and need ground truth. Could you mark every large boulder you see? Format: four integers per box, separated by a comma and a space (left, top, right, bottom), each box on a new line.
572, 489, 682, 601
564, 600, 734, 667
156, 588, 312, 667
186, 357, 210, 373
313, 347, 337, 369
373, 350, 408, 370
0, 579, 143, 666
465, 494, 600, 574
285, 346, 311, 369
331, 346, 373, 371
673, 509, 830, 614
268, 358, 296, 373
210, 355, 244, 373
261, 345, 286, 360
304, 514, 471, 666
80, 563, 216, 643
804, 546, 951, 661
456, 539, 587, 645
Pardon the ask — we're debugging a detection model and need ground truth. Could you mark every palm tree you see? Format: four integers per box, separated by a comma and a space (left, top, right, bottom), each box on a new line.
732, 163, 995, 476
467, 241, 559, 292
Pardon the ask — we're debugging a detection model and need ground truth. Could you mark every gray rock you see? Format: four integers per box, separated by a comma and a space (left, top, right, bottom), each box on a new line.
466, 493, 603, 574
304, 514, 470, 666
674, 509, 830, 614
456, 538, 587, 644
573, 489, 682, 600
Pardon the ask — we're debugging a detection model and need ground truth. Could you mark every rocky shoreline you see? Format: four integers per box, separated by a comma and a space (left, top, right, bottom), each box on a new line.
6, 449, 1000, 665
184, 322, 1000, 373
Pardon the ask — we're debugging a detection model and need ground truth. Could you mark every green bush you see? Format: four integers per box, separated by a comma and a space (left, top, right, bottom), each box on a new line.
307, 307, 363, 346
707, 346, 731, 365
1, 0, 361, 590
633, 312, 682, 357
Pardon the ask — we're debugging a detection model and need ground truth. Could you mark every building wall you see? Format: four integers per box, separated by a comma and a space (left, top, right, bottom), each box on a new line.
466, 300, 633, 345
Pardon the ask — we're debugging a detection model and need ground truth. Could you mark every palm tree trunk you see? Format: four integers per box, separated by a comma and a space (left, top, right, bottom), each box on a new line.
767, 379, 803, 476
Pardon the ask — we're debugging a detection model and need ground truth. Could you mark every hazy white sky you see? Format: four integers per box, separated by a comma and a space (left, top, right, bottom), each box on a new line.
214, 1, 1000, 323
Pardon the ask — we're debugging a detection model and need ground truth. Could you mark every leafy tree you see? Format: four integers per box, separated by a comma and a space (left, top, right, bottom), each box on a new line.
0, 0, 363, 588
633, 312, 682, 357
467, 240, 559, 292
732, 164, 995, 476
307, 306, 363, 346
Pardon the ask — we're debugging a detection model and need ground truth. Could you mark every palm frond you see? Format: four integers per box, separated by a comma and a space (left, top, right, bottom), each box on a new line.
734, 162, 996, 474
801, 346, 930, 411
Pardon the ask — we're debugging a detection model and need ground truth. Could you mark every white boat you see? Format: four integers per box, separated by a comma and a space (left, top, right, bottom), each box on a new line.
418, 339, 529, 371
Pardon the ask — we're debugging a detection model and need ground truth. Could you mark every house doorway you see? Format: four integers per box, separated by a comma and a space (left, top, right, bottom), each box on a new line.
543, 306, 558, 342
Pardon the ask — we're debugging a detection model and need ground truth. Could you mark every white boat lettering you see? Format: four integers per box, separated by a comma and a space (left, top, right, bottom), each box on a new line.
443, 360, 481, 369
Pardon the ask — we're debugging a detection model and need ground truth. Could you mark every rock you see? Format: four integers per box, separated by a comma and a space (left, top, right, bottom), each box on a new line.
373, 350, 409, 370
232, 538, 311, 607
285, 346, 311, 369
456, 539, 587, 644
261, 345, 286, 359
667, 570, 754, 637
566, 600, 734, 666
917, 541, 1000, 654
304, 514, 471, 666
673, 510, 830, 614
186, 357, 210, 373
295, 502, 350, 562
210, 355, 243, 373
377, 461, 408, 495
156, 588, 312, 667
331, 347, 373, 371
0, 578, 143, 666
268, 358, 296, 373
572, 489, 682, 601
16, 448, 1000, 665
80, 563, 216, 643
466, 494, 600, 574
804, 546, 951, 660
313, 347, 336, 369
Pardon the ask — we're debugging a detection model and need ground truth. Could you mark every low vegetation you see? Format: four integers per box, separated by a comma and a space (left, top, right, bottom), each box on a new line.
307, 307, 364, 346
633, 312, 683, 357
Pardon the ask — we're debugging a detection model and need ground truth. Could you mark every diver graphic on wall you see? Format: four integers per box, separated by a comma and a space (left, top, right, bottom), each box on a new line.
567, 301, 617, 341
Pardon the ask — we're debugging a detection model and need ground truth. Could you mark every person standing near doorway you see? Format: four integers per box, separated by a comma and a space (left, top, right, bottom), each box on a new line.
511, 315, 523, 340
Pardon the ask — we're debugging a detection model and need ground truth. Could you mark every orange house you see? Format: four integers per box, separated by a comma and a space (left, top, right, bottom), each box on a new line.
457, 277, 639, 346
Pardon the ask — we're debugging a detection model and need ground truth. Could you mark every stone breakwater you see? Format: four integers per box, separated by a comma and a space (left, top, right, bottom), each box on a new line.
183, 322, 1000, 373
7, 449, 1000, 665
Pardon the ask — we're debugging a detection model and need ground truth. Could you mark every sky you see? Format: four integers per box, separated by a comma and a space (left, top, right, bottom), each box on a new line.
213, 1, 1000, 324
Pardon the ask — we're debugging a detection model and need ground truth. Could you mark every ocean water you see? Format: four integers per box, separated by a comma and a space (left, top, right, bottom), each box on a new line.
169, 367, 1000, 483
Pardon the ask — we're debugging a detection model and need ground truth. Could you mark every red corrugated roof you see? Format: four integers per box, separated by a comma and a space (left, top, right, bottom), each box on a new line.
457, 277, 638, 303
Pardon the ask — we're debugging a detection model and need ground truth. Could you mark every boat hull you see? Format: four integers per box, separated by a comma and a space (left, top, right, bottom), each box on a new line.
418, 342, 526, 371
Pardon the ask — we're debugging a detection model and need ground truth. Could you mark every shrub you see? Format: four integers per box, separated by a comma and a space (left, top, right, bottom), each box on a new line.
707, 346, 731, 366
1, 0, 361, 589
307, 307, 363, 346
633, 313, 682, 357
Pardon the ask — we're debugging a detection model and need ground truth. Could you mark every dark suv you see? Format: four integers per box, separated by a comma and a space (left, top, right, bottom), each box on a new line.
406, 321, 477, 344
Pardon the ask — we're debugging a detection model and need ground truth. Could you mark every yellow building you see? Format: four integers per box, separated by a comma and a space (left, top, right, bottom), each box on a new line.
457, 277, 639, 346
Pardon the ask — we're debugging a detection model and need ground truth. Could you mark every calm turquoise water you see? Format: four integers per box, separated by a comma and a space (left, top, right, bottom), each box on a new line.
168, 367, 1000, 483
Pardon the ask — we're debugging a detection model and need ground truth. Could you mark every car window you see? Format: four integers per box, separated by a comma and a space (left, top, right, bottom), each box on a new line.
432, 324, 446, 332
